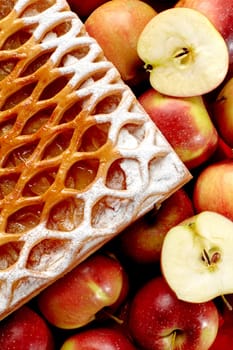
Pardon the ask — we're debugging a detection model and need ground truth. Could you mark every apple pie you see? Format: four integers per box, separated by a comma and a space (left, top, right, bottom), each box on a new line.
0, 0, 191, 320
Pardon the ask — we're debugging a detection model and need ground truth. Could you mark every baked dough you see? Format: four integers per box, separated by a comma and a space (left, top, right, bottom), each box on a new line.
0, 0, 191, 320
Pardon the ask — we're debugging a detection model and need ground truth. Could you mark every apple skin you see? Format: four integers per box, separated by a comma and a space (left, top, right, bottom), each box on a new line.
67, 0, 108, 19
193, 160, 233, 221
213, 76, 233, 148
209, 297, 233, 350
0, 305, 54, 350
138, 88, 218, 169
85, 0, 157, 85
119, 189, 194, 264
209, 324, 233, 350
175, 0, 233, 72
60, 327, 137, 350
37, 254, 128, 329
128, 276, 219, 350
210, 136, 233, 162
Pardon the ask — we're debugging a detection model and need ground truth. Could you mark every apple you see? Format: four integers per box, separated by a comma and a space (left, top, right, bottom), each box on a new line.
193, 160, 233, 221
212, 76, 233, 148
0, 305, 54, 350
210, 136, 233, 163
128, 276, 219, 350
161, 211, 233, 303
67, 0, 108, 19
146, 0, 178, 13
209, 322, 233, 350
175, 0, 233, 72
37, 253, 128, 329
60, 327, 137, 350
119, 189, 194, 264
138, 87, 218, 169
137, 7, 229, 97
85, 0, 157, 85
209, 298, 233, 349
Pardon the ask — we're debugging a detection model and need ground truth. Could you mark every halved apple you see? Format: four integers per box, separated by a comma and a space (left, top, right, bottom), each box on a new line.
161, 211, 233, 303
137, 8, 229, 97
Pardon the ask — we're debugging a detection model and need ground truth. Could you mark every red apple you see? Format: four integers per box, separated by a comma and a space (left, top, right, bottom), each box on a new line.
37, 254, 128, 329
209, 298, 233, 350
146, 0, 178, 13
209, 322, 233, 350
175, 0, 233, 71
193, 160, 233, 221
67, 0, 108, 19
138, 88, 218, 169
85, 0, 157, 85
175, 0, 233, 72
212, 76, 233, 148
128, 276, 219, 350
210, 136, 233, 162
60, 327, 137, 350
119, 189, 194, 264
0, 305, 54, 350
175, 0, 233, 39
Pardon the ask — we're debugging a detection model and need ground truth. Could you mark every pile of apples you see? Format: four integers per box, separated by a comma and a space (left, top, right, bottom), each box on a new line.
1, 0, 233, 349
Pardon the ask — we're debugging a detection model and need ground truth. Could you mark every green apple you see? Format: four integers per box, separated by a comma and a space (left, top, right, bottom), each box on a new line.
161, 211, 233, 303
137, 8, 229, 97
138, 88, 218, 169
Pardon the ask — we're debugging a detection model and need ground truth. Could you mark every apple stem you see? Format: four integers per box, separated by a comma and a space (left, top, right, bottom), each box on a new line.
221, 295, 233, 311
101, 310, 124, 325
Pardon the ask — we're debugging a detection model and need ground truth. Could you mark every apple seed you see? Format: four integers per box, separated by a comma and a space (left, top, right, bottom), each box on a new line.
201, 249, 221, 267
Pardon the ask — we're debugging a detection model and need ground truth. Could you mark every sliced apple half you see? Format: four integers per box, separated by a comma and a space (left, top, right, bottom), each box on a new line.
161, 211, 233, 303
137, 8, 229, 97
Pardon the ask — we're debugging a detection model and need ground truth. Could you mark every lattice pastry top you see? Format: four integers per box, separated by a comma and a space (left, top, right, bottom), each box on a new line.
0, 0, 191, 320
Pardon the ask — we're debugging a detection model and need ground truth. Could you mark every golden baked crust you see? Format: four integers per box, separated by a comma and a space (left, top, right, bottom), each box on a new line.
0, 0, 191, 320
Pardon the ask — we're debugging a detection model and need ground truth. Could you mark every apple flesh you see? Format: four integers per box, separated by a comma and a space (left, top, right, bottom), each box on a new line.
137, 7, 229, 97
85, 0, 157, 85
37, 254, 128, 329
138, 88, 218, 169
175, 0, 233, 72
128, 276, 219, 350
161, 211, 233, 303
119, 189, 194, 263
193, 160, 233, 221
60, 327, 137, 350
213, 76, 233, 148
0, 305, 54, 350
